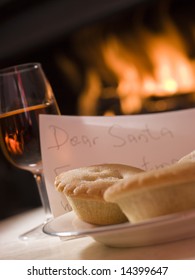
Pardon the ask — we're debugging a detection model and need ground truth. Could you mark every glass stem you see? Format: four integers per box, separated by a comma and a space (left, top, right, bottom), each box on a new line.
33, 172, 52, 221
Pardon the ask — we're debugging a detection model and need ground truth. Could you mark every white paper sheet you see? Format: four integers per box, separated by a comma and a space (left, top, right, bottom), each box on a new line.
40, 108, 195, 217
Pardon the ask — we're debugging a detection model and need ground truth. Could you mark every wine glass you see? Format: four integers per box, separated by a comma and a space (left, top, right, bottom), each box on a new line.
0, 62, 60, 240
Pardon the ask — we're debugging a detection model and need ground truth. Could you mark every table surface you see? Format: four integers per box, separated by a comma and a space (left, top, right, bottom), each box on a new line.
1, 207, 195, 260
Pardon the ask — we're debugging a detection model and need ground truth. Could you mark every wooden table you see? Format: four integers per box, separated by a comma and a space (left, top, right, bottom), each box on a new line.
1, 207, 195, 260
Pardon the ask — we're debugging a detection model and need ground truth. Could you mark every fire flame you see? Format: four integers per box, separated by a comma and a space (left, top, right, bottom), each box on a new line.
5, 132, 23, 155
100, 17, 195, 114
57, 2, 195, 116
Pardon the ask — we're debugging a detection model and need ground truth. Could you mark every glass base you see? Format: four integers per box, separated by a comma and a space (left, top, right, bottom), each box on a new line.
19, 221, 49, 241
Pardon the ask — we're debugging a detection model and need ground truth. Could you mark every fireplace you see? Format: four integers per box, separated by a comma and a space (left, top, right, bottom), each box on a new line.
1, 0, 195, 116
53, 0, 195, 116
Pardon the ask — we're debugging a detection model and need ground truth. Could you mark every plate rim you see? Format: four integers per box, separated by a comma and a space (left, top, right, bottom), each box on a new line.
43, 209, 195, 238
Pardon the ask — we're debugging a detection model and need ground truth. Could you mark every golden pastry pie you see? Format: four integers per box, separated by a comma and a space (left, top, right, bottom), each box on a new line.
55, 163, 143, 225
104, 161, 195, 223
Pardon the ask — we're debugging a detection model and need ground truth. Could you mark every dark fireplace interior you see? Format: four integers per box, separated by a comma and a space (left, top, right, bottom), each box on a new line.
1, 0, 195, 219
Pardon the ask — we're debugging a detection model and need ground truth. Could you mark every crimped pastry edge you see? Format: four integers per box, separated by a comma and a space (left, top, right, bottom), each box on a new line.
104, 161, 195, 202
55, 163, 143, 200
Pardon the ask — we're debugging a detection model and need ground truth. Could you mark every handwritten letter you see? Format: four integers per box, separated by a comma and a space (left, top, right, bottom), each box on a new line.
40, 109, 195, 217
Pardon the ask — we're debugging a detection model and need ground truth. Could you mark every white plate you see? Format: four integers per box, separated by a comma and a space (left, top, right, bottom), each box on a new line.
43, 210, 195, 247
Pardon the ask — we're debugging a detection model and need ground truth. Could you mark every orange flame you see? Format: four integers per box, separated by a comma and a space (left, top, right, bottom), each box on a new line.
100, 19, 195, 114
74, 8, 195, 115
5, 133, 23, 155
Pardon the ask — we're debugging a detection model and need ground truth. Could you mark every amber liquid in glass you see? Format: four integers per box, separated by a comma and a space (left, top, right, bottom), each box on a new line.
0, 102, 58, 172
